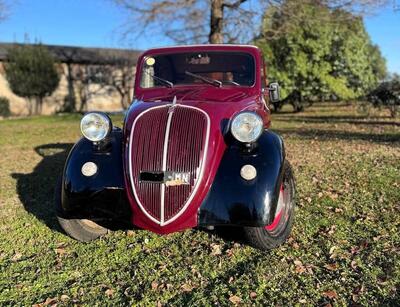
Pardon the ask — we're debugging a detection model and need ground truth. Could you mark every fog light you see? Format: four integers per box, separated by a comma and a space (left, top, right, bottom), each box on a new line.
81, 162, 97, 177
240, 164, 257, 181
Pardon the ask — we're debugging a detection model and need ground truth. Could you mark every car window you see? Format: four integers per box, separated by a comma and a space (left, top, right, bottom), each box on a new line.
140, 52, 255, 88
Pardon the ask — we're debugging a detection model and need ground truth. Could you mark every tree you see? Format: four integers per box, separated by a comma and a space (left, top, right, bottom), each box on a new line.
73, 62, 134, 111
104, 61, 134, 109
111, 0, 390, 44
0, 0, 8, 22
4, 44, 60, 115
367, 74, 400, 117
255, 0, 387, 111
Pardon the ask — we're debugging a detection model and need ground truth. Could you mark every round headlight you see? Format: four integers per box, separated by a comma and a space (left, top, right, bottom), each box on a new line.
80, 112, 111, 142
231, 112, 263, 143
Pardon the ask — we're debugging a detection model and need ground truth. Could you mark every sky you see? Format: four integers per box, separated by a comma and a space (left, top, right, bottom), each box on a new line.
0, 0, 399, 74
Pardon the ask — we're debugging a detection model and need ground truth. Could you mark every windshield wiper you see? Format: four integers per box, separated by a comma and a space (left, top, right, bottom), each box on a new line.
144, 71, 174, 88
185, 71, 222, 88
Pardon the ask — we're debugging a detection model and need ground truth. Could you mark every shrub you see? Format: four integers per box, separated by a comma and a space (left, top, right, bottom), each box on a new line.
4, 44, 60, 115
367, 77, 400, 118
0, 96, 11, 117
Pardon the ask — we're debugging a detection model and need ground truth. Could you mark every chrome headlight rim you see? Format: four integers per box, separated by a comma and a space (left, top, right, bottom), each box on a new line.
230, 111, 264, 143
80, 112, 112, 142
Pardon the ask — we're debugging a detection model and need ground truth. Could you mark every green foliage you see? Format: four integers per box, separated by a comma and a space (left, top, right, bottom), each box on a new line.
0, 96, 10, 117
367, 74, 400, 117
256, 0, 387, 111
4, 44, 60, 114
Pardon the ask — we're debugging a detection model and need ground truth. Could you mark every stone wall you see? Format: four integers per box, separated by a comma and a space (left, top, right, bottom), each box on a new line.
0, 62, 134, 115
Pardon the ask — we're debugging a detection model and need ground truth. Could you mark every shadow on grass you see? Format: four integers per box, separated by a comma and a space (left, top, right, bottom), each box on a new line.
12, 143, 74, 232
274, 115, 400, 126
274, 128, 400, 144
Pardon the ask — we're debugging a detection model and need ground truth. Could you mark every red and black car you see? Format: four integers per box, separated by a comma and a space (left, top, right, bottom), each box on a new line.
55, 45, 296, 250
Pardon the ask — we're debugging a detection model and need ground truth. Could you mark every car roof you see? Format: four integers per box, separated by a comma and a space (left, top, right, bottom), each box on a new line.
142, 44, 261, 56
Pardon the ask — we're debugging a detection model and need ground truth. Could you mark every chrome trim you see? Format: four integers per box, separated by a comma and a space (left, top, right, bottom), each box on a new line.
160, 100, 174, 225
162, 104, 210, 226
128, 105, 167, 225
128, 101, 210, 226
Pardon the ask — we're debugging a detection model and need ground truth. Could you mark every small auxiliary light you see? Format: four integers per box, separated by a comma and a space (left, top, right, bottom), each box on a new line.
240, 164, 257, 181
81, 162, 98, 177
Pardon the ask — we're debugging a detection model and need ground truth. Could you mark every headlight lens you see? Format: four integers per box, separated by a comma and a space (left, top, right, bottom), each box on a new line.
231, 112, 263, 143
80, 112, 111, 142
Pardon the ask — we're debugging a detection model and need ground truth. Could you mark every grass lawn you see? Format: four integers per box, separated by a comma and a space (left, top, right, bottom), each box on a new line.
0, 102, 399, 306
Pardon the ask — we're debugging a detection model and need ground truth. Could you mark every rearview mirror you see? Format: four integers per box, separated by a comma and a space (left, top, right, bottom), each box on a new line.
268, 82, 280, 103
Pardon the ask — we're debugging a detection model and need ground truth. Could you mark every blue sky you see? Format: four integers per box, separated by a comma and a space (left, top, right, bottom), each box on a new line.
0, 0, 399, 73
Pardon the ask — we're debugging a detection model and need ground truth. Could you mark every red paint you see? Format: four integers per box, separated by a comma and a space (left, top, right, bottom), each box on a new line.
265, 185, 284, 231
123, 45, 271, 234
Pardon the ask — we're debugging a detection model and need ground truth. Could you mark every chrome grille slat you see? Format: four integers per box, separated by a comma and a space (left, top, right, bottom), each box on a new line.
129, 105, 209, 225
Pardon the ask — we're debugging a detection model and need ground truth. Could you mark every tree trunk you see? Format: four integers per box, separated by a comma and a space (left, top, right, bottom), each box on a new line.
66, 62, 76, 112
209, 0, 224, 44
34, 97, 42, 115
120, 93, 131, 109
26, 98, 33, 115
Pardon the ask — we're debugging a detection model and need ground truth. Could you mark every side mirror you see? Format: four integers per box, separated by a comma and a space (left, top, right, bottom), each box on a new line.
268, 82, 281, 103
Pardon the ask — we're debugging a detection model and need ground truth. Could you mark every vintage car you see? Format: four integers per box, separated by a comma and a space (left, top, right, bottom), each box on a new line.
55, 45, 296, 250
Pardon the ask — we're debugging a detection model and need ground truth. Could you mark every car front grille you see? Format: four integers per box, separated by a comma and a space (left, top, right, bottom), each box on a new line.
129, 105, 209, 225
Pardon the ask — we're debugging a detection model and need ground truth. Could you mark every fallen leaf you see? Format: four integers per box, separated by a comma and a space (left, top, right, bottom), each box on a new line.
126, 230, 135, 237
55, 247, 68, 256
350, 260, 357, 269
226, 249, 234, 257
105, 289, 114, 298
11, 252, 22, 262
323, 290, 338, 299
294, 260, 302, 266
229, 295, 241, 305
181, 283, 194, 292
250, 292, 257, 299
327, 225, 336, 235
34, 297, 58, 306
151, 281, 159, 290
294, 260, 306, 274
324, 263, 338, 271
60, 295, 70, 302
211, 244, 222, 256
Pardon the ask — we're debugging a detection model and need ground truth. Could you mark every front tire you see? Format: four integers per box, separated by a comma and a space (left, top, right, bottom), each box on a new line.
55, 177, 109, 242
244, 162, 295, 250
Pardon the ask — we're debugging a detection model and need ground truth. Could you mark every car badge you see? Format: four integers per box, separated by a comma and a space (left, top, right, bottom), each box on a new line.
165, 171, 190, 186
168, 96, 178, 114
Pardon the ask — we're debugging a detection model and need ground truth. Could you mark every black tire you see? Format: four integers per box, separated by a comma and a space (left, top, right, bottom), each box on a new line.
55, 177, 109, 242
244, 162, 295, 250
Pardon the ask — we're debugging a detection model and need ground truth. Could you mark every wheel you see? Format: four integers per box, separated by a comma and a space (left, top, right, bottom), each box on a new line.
244, 162, 295, 250
55, 176, 109, 242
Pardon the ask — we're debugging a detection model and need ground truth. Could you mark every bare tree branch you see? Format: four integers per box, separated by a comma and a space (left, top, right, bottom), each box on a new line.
110, 0, 391, 45
0, 0, 10, 21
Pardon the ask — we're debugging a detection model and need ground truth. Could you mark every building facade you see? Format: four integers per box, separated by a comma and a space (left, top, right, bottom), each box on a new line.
0, 43, 141, 115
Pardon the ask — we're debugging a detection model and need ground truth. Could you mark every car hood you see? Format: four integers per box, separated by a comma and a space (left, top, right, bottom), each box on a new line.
123, 88, 262, 233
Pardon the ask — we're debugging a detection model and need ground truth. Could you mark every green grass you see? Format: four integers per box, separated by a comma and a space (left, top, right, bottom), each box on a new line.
0, 102, 399, 306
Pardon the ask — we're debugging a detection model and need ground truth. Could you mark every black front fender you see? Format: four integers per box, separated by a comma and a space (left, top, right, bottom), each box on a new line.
198, 130, 285, 227
58, 129, 130, 221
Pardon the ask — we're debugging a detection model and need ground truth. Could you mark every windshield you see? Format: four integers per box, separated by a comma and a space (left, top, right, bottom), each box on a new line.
140, 51, 255, 88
